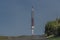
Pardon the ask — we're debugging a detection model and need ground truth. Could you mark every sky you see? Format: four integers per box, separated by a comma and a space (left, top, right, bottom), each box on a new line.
0, 0, 60, 36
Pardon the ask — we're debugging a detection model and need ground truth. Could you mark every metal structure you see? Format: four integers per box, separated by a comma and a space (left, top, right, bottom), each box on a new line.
31, 6, 35, 35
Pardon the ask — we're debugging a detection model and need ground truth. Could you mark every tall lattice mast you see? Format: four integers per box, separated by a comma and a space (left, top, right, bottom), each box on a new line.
31, 6, 34, 35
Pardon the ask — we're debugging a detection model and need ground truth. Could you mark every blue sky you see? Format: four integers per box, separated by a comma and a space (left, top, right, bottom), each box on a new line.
0, 0, 60, 36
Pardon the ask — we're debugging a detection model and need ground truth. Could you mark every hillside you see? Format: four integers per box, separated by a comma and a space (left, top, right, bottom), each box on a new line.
0, 35, 47, 40
0, 36, 8, 40
49, 37, 60, 40
1, 35, 60, 40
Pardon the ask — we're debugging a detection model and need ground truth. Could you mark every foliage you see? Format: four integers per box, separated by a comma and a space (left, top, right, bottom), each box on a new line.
48, 37, 60, 40
45, 19, 60, 36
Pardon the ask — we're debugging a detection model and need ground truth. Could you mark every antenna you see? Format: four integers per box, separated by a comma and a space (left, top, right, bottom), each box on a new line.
31, 0, 35, 36
31, 6, 34, 35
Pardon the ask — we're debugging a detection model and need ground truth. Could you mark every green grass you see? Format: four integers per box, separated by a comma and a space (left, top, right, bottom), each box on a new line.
48, 37, 60, 40
0, 36, 8, 40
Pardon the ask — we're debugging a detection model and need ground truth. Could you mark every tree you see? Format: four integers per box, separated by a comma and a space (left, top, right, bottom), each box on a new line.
45, 19, 60, 36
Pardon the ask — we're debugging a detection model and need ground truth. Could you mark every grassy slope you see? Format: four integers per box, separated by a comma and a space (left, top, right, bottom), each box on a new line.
0, 36, 8, 40
49, 37, 60, 40
1, 35, 60, 40
0, 36, 31, 40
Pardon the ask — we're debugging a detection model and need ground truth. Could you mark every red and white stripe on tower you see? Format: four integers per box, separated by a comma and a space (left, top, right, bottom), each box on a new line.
31, 6, 34, 35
